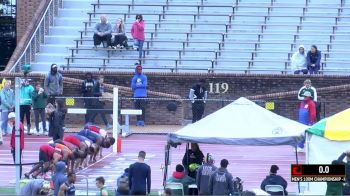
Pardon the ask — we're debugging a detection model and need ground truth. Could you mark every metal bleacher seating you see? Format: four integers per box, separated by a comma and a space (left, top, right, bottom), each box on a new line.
30, 0, 350, 74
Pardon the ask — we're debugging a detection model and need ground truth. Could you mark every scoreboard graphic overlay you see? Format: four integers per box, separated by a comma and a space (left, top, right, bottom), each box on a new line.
291, 164, 346, 182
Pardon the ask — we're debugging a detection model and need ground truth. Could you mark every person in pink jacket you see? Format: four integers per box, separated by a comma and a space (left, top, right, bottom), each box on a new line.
131, 14, 145, 59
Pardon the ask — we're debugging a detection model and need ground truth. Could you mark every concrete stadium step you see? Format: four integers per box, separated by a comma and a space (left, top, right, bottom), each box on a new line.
31, 62, 66, 72
49, 26, 84, 35
45, 35, 77, 44
62, 0, 95, 8
36, 53, 67, 62
57, 8, 92, 17
55, 18, 88, 26
40, 44, 73, 53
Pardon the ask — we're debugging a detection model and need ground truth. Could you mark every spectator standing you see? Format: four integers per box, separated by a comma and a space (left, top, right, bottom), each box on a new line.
129, 151, 151, 195
32, 82, 48, 136
115, 168, 130, 196
9, 112, 24, 178
93, 15, 112, 48
20, 179, 51, 196
58, 172, 76, 196
182, 143, 204, 179
306, 45, 321, 74
0, 80, 14, 137
209, 159, 234, 195
131, 14, 145, 59
291, 45, 308, 74
298, 79, 320, 122
189, 79, 208, 123
89, 76, 112, 129
47, 103, 64, 141
96, 176, 109, 196
131, 64, 148, 126
52, 161, 67, 196
166, 164, 195, 195
81, 72, 99, 124
196, 153, 217, 195
20, 79, 34, 135
260, 165, 288, 195
44, 64, 63, 105
326, 160, 343, 195
112, 18, 128, 49
56, 99, 67, 134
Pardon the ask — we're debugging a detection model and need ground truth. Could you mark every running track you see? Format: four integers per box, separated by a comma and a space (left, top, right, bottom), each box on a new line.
0, 134, 304, 193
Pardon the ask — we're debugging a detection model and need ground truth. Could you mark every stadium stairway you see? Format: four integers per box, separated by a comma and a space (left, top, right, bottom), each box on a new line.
29, 0, 349, 74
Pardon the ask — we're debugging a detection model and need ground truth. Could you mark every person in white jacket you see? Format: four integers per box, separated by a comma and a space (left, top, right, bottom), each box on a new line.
291, 45, 308, 74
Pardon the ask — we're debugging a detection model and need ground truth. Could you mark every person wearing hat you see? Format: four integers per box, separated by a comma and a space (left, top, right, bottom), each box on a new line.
20, 78, 34, 135
131, 63, 148, 126
166, 164, 195, 195
196, 153, 217, 195
44, 63, 63, 105
20, 179, 51, 196
9, 112, 25, 178
209, 159, 234, 195
297, 91, 316, 152
260, 165, 288, 195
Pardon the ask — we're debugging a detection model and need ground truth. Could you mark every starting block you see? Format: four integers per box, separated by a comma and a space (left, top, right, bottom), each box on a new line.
120, 109, 142, 137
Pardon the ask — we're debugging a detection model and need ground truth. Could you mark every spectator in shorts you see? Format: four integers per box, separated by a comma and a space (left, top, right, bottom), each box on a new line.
209, 159, 234, 195
131, 14, 145, 59
32, 82, 48, 136
291, 45, 308, 74
196, 153, 217, 195
44, 64, 63, 105
129, 151, 151, 195
9, 112, 24, 178
182, 143, 204, 179
52, 161, 67, 196
58, 172, 76, 196
112, 18, 128, 49
0, 79, 14, 137
20, 179, 51, 196
20, 78, 34, 135
131, 64, 148, 126
93, 15, 112, 48
189, 79, 208, 123
306, 45, 321, 74
96, 176, 109, 196
167, 164, 195, 195
260, 165, 288, 195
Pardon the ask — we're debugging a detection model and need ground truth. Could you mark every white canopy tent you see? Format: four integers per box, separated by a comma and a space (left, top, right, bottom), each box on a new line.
165, 97, 309, 190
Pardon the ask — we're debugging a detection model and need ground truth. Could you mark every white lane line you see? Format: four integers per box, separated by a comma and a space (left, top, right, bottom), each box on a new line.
76, 152, 114, 175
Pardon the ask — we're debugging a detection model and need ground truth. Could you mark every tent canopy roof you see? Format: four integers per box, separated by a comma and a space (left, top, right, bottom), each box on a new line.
168, 97, 308, 146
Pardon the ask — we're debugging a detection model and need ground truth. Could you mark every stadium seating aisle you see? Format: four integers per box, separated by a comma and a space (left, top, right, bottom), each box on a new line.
29, 0, 350, 74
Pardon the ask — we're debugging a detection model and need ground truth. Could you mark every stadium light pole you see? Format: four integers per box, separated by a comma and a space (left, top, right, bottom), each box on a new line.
113, 87, 119, 152
14, 77, 21, 195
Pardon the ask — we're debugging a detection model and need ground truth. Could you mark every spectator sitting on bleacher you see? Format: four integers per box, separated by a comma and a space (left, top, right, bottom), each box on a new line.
291, 45, 308, 75
166, 164, 195, 195
111, 18, 128, 49
306, 45, 321, 74
93, 15, 112, 49
131, 14, 145, 59
260, 165, 288, 195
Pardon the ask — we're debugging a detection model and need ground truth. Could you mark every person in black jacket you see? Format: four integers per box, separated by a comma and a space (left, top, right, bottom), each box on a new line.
182, 143, 204, 179
81, 72, 100, 124
47, 103, 64, 141
189, 79, 207, 123
260, 165, 288, 195
337, 150, 350, 194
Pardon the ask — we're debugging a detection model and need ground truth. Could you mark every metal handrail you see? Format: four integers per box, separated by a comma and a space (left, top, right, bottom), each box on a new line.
9, 0, 60, 73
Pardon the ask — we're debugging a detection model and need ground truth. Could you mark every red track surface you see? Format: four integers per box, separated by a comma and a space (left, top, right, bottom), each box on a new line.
0, 134, 304, 192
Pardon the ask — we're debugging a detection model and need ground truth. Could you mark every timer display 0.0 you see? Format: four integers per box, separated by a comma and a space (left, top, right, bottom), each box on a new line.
291, 164, 346, 182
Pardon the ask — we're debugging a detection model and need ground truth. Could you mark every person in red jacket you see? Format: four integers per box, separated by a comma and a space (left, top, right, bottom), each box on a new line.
9, 112, 24, 178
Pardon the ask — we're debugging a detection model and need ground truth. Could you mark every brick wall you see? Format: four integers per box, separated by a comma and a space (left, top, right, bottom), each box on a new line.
16, 0, 45, 43
2, 72, 350, 126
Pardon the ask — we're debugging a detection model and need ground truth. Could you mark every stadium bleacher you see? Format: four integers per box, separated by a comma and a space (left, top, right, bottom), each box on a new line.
27, 0, 350, 74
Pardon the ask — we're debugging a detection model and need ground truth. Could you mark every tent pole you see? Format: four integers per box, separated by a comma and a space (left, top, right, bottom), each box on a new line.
163, 144, 170, 188
295, 145, 301, 193
186, 143, 189, 174
305, 132, 310, 192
